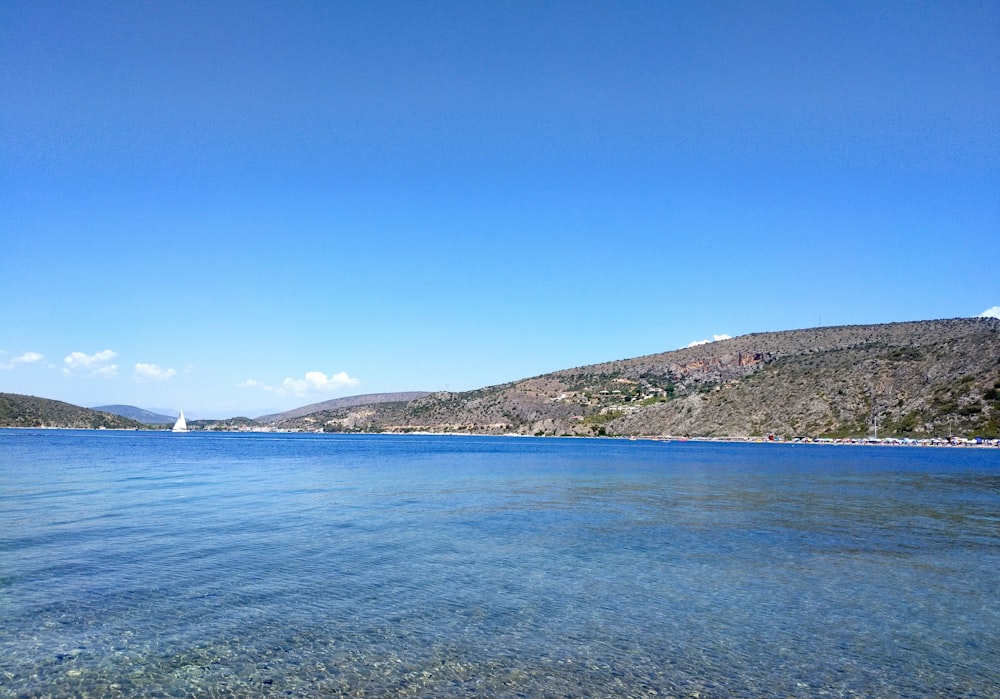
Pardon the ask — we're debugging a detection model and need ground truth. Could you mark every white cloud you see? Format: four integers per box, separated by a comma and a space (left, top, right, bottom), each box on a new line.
282, 370, 359, 395
134, 363, 177, 382
65, 349, 116, 369
687, 334, 732, 348
979, 306, 1000, 319
0, 351, 44, 370
64, 349, 118, 377
241, 370, 360, 397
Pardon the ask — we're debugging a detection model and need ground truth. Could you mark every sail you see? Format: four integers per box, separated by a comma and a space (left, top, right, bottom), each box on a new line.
172, 410, 188, 432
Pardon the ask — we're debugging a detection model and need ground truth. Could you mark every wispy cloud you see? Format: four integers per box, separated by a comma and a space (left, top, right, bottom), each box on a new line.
241, 370, 360, 397
979, 306, 1000, 319
134, 363, 177, 382
63, 349, 118, 377
687, 334, 732, 348
0, 351, 44, 370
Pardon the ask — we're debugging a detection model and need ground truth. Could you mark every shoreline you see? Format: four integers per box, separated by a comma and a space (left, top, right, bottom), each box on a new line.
3, 425, 998, 447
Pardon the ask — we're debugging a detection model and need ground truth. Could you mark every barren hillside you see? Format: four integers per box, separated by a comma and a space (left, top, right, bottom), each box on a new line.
271, 318, 1000, 439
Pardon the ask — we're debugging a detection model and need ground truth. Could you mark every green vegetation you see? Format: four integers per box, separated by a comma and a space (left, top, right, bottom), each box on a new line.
890, 411, 921, 434
885, 347, 923, 361
581, 410, 623, 426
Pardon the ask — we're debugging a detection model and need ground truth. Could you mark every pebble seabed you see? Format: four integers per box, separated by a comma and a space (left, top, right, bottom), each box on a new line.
4, 609, 989, 699
0, 646, 952, 699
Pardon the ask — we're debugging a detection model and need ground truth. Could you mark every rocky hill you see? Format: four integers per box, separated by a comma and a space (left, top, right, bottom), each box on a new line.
269, 318, 1000, 439
0, 393, 147, 429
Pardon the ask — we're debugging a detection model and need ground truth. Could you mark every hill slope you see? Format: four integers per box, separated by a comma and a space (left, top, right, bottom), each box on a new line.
94, 404, 175, 424
256, 392, 431, 424
270, 318, 1000, 439
0, 394, 147, 429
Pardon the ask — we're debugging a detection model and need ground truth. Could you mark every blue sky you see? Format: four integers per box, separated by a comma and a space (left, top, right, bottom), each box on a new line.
2, 1, 998, 418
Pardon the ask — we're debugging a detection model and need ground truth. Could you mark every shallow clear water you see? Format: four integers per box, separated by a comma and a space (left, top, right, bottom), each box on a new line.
2, 431, 999, 698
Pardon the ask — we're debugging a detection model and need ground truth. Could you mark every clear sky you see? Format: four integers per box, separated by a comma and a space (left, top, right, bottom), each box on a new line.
2, 1, 998, 418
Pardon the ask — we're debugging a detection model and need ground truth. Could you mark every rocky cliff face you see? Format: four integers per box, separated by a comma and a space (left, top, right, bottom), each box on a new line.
270, 318, 1000, 439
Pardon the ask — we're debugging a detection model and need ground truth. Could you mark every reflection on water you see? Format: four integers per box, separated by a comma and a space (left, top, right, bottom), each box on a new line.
1, 432, 999, 697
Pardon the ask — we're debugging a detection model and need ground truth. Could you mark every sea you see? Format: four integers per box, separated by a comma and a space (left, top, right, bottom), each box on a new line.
2, 430, 999, 698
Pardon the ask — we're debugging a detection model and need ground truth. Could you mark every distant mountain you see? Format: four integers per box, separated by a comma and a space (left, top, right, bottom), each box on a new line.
256, 392, 432, 424
94, 404, 175, 424
0, 394, 147, 429
268, 318, 1000, 439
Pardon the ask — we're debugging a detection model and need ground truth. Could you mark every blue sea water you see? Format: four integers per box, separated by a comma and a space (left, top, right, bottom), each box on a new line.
1, 431, 999, 698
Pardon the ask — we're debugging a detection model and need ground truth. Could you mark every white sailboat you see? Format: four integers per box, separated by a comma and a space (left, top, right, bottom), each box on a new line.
172, 410, 189, 433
